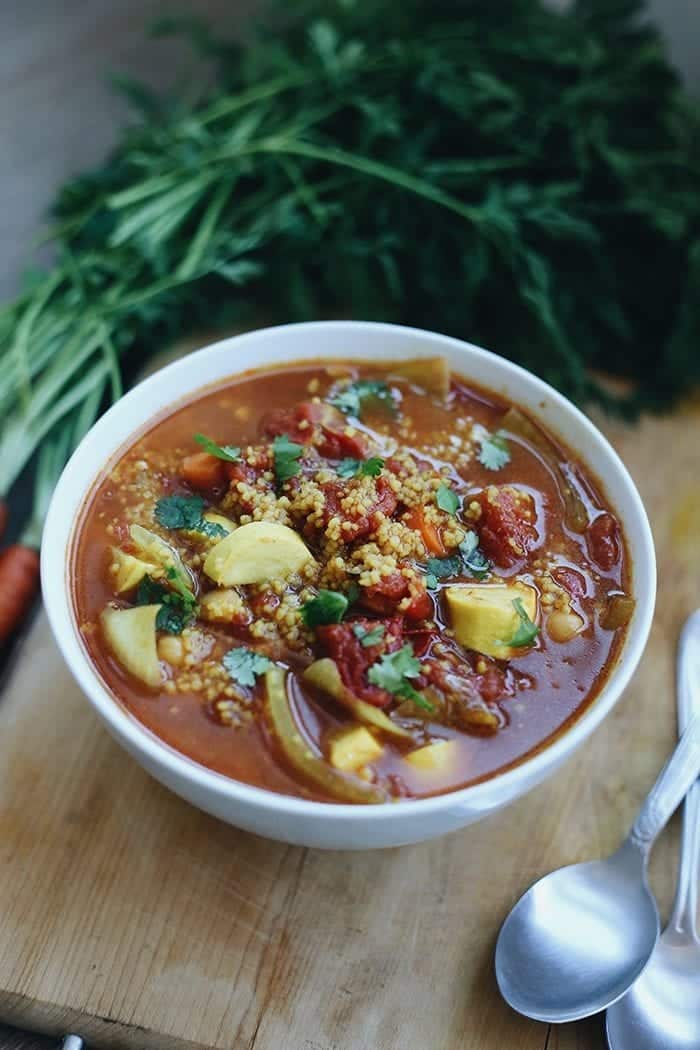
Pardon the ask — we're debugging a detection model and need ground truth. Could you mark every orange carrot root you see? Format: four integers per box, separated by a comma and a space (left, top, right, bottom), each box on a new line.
0, 545, 41, 644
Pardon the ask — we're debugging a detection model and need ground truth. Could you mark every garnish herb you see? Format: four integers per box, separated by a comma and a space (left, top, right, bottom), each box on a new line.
368, 644, 433, 711
155, 494, 228, 538
503, 598, 539, 648
424, 533, 490, 585
336, 456, 384, 479
193, 434, 240, 462
436, 482, 459, 515
301, 589, 349, 627
459, 531, 491, 580
223, 647, 273, 688
165, 565, 197, 605
352, 623, 385, 647
136, 575, 197, 634
272, 433, 304, 483
426, 554, 462, 580
478, 431, 511, 471
329, 380, 395, 419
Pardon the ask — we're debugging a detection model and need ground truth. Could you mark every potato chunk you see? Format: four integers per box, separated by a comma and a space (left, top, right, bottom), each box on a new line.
100, 605, 162, 688
405, 740, 457, 772
204, 521, 314, 586
109, 547, 156, 594
200, 588, 247, 624
388, 357, 450, 399
445, 581, 538, 659
329, 726, 383, 772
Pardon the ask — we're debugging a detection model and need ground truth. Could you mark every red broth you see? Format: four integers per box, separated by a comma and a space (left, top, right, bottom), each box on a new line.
72, 361, 632, 803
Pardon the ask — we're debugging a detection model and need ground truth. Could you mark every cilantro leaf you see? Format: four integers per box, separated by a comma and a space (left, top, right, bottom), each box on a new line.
155, 494, 204, 529
436, 481, 459, 515
459, 531, 491, 580
272, 433, 304, 483
329, 380, 395, 419
165, 565, 197, 604
194, 433, 240, 462
352, 623, 385, 647
367, 644, 433, 711
223, 647, 273, 688
336, 456, 385, 479
426, 554, 462, 579
478, 431, 511, 471
302, 589, 349, 627
502, 597, 539, 648
155, 495, 228, 538
136, 575, 197, 634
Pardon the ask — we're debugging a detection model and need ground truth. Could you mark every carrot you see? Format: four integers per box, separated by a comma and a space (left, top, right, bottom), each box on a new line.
0, 545, 41, 645
182, 452, 226, 490
405, 507, 446, 556
0, 502, 6, 542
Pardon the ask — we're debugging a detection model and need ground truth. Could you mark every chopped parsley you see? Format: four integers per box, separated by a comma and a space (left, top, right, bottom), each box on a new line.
352, 623, 385, 647
301, 589, 350, 627
367, 644, 433, 711
272, 433, 304, 483
155, 494, 228, 538
165, 565, 197, 605
336, 456, 384, 479
193, 433, 240, 462
329, 379, 395, 419
436, 482, 459, 515
478, 430, 511, 471
423, 533, 490, 587
136, 575, 197, 634
223, 647, 273, 688
502, 597, 539, 648
459, 531, 491, 580
426, 554, 462, 580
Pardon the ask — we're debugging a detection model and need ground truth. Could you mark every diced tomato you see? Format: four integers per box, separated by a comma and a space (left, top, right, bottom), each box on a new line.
310, 475, 398, 542
316, 617, 404, 707
587, 513, 620, 571
360, 571, 433, 621
261, 401, 368, 459
404, 506, 446, 556
475, 486, 538, 568
552, 566, 587, 599
182, 452, 226, 491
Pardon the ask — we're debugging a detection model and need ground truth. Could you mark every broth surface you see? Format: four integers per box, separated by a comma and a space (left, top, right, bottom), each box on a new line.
73, 361, 630, 802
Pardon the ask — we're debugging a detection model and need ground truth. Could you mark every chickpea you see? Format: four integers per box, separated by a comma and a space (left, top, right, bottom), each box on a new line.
547, 610, 584, 643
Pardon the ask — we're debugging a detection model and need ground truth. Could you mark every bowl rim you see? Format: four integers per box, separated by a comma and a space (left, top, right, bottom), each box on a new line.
42, 320, 656, 820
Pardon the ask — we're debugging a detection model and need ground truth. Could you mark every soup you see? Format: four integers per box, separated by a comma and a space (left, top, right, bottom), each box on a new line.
72, 358, 633, 803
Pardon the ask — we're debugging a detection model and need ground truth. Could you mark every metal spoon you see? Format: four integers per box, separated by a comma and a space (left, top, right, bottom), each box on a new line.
495, 676, 700, 1022
606, 609, 700, 1049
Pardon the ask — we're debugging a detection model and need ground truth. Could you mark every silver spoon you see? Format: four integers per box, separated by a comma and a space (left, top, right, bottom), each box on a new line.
606, 609, 700, 1049
495, 671, 700, 1022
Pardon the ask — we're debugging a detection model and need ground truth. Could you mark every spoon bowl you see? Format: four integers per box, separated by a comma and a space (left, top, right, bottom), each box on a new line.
495, 841, 659, 1022
605, 929, 700, 1049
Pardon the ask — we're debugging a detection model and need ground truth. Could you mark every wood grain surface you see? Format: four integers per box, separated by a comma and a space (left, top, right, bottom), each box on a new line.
0, 398, 697, 1050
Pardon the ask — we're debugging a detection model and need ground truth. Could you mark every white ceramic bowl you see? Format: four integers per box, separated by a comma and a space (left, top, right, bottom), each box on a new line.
42, 322, 656, 849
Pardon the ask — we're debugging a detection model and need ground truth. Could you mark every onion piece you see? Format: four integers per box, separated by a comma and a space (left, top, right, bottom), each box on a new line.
265, 667, 386, 804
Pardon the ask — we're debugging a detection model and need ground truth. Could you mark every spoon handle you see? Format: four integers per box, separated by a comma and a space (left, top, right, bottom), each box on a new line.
628, 711, 700, 858
668, 609, 700, 937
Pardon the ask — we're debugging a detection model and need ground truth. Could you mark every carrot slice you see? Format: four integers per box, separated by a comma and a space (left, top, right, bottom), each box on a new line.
182, 452, 226, 490
405, 507, 446, 556
0, 545, 40, 644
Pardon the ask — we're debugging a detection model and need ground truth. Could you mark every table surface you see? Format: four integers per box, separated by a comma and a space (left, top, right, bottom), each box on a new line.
1, 3, 698, 1049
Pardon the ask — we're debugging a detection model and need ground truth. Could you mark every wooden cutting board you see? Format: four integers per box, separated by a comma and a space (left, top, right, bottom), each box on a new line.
0, 399, 698, 1050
